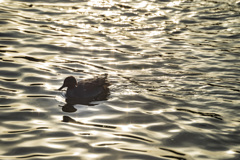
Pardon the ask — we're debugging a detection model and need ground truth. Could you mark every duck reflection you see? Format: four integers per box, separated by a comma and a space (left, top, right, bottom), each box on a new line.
62, 116, 116, 129
59, 74, 110, 106
61, 103, 77, 112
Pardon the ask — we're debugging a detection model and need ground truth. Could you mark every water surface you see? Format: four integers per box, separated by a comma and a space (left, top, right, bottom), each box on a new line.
0, 0, 240, 159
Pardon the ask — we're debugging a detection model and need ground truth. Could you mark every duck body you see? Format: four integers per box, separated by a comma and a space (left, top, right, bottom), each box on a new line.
59, 74, 110, 104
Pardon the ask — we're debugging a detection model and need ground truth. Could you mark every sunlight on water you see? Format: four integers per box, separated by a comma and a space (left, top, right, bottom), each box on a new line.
167, 1, 182, 7
0, 0, 240, 159
89, 0, 114, 7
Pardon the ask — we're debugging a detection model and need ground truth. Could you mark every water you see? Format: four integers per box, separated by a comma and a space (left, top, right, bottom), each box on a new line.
0, 0, 240, 159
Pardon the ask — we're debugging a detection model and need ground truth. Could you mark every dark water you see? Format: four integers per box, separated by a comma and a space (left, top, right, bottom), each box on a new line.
1, 0, 240, 159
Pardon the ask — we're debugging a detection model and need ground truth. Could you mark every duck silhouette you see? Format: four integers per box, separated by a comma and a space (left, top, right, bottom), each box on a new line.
59, 74, 110, 104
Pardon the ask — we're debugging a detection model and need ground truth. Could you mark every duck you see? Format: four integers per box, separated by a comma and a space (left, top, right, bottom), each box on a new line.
59, 74, 110, 104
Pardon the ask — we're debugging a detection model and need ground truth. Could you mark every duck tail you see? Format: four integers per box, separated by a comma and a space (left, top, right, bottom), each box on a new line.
95, 73, 108, 79
101, 73, 108, 79
98, 73, 110, 86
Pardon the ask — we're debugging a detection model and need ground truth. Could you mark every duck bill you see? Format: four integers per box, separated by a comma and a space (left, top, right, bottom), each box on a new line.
58, 85, 65, 90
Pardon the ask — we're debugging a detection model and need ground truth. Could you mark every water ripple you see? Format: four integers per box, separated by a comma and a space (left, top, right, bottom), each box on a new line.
0, 0, 240, 159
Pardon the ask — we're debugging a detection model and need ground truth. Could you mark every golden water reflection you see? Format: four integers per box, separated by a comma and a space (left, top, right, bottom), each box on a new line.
0, 0, 240, 159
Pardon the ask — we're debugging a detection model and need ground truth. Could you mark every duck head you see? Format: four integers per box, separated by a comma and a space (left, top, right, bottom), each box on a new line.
59, 76, 77, 90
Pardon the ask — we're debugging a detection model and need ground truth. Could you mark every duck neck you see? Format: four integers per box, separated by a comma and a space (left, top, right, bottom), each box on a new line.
68, 84, 77, 89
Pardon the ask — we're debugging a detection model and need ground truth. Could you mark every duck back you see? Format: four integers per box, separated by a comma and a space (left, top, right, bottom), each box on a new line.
66, 74, 110, 101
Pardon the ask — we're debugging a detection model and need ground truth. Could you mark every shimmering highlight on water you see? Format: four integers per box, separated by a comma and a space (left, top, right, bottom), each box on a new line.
0, 0, 240, 160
